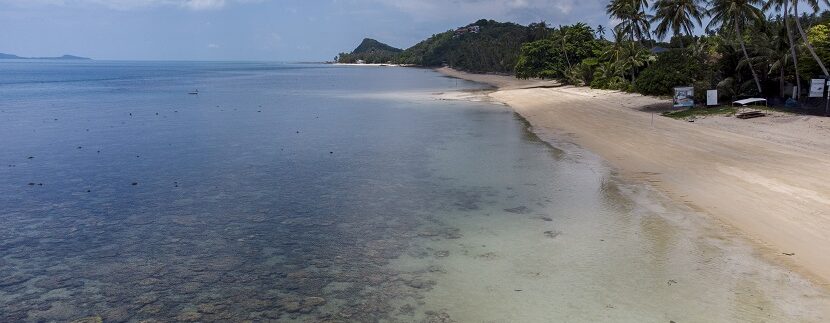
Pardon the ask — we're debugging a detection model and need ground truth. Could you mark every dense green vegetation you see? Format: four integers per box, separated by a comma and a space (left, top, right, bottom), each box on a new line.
338, 20, 545, 73
514, 0, 830, 102
394, 20, 544, 73
338, 2, 830, 102
336, 38, 402, 64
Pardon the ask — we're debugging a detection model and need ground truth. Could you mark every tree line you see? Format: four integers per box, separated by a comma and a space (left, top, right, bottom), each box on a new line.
516, 0, 830, 102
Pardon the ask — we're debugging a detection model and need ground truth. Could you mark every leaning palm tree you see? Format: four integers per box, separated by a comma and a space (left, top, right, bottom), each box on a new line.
764, 0, 801, 99
745, 19, 793, 97
792, 0, 830, 77
651, 0, 707, 48
707, 0, 765, 94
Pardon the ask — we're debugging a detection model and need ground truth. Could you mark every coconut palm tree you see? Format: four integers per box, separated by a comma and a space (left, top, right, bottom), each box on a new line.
745, 18, 794, 97
765, 0, 802, 99
607, 0, 653, 43
792, 0, 830, 77
707, 0, 765, 94
597, 25, 607, 39
651, 0, 707, 48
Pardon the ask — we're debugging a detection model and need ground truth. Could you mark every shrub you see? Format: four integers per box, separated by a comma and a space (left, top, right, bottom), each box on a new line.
634, 49, 703, 96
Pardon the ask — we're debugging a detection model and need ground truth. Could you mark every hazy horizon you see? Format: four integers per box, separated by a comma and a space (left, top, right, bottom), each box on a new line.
0, 0, 614, 61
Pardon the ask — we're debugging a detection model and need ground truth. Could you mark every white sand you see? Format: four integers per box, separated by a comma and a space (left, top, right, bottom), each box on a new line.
436, 67, 830, 288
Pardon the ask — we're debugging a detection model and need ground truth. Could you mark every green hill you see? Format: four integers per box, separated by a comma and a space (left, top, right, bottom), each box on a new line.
337, 19, 546, 73
395, 19, 539, 73
336, 38, 402, 64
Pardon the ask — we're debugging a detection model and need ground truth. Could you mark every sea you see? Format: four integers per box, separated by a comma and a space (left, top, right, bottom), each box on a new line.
0, 61, 827, 322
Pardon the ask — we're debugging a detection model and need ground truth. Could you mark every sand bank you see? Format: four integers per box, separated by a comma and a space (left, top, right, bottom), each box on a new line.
437, 67, 830, 286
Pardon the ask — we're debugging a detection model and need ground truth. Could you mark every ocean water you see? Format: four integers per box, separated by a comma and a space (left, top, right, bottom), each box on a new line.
0, 61, 828, 322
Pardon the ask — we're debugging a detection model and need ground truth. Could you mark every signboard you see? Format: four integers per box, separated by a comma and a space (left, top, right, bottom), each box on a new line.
673, 87, 694, 107
809, 79, 825, 97
706, 90, 718, 106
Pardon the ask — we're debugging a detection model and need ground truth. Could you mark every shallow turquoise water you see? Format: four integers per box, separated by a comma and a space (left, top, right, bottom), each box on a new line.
1, 62, 828, 322
0, 62, 548, 321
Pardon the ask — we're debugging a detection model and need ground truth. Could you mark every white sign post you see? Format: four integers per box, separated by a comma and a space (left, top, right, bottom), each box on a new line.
810, 79, 825, 97
706, 90, 718, 106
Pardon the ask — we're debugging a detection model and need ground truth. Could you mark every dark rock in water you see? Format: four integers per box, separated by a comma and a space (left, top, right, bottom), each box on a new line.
175, 310, 202, 322
0, 274, 31, 287
279, 300, 302, 313
197, 303, 221, 314
131, 182, 138, 186
406, 279, 433, 289
134, 292, 159, 305
434, 250, 450, 258
28, 183, 35, 186
27, 156, 34, 159
544, 230, 562, 238
504, 206, 531, 214
101, 307, 130, 322
70, 316, 103, 323
423, 311, 456, 323
399, 303, 415, 315
303, 296, 326, 307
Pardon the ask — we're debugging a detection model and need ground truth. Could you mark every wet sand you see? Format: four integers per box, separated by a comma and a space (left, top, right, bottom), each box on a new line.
427, 67, 830, 321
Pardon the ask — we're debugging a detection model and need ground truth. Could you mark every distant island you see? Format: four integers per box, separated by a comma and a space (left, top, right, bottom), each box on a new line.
0, 53, 91, 60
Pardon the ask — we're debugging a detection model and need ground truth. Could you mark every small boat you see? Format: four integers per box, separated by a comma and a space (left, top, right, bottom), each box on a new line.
189, 89, 199, 95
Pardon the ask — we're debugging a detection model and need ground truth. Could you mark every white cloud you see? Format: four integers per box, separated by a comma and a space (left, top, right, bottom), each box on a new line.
354, 0, 607, 26
0, 0, 259, 10
207, 43, 220, 48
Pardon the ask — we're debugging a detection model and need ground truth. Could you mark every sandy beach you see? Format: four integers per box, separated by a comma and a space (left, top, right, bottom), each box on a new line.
437, 67, 830, 286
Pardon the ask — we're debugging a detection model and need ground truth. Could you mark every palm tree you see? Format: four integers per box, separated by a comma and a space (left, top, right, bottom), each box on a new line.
707, 0, 765, 94
746, 19, 794, 97
651, 0, 707, 48
607, 0, 653, 43
597, 25, 607, 39
792, 0, 830, 77
765, 0, 801, 99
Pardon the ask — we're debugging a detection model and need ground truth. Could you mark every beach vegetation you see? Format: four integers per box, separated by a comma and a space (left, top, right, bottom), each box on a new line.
338, 3, 830, 105
635, 49, 705, 95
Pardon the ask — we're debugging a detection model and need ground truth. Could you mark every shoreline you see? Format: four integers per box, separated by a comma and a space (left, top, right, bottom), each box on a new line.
435, 67, 830, 287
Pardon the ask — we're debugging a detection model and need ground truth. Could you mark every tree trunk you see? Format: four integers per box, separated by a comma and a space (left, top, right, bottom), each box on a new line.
785, 2, 801, 99
781, 63, 786, 97
794, 0, 830, 77
562, 30, 572, 70
736, 23, 764, 94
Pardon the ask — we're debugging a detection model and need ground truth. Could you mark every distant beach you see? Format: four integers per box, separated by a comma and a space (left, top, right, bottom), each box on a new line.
438, 67, 830, 287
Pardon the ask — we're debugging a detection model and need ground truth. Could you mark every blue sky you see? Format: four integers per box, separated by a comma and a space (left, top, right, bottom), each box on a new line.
0, 0, 613, 61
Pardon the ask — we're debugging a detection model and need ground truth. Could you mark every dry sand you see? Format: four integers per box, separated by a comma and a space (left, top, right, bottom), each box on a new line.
437, 67, 830, 286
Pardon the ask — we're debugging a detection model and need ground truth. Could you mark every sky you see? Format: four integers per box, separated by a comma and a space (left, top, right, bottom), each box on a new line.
0, 0, 615, 61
